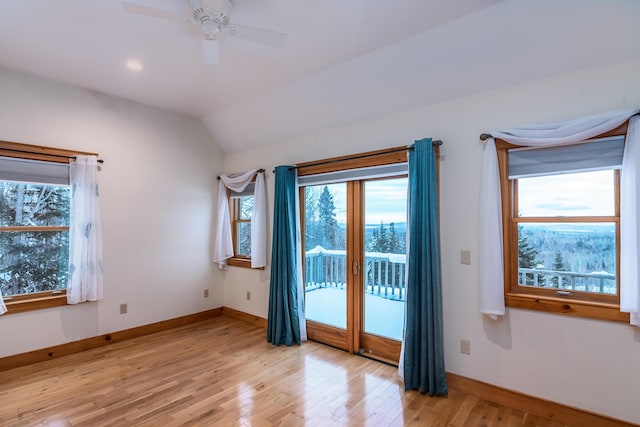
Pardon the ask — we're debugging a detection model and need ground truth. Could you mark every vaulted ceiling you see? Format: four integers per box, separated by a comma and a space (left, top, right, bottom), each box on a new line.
0, 0, 639, 153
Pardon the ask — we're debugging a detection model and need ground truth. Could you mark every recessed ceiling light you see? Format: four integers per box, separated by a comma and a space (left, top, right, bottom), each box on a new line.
126, 60, 143, 71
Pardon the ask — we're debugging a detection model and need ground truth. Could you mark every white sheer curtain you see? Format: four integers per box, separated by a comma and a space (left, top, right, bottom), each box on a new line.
0, 290, 6, 315
479, 140, 505, 318
67, 155, 104, 304
479, 109, 640, 325
621, 115, 640, 326
214, 169, 267, 269
293, 172, 307, 341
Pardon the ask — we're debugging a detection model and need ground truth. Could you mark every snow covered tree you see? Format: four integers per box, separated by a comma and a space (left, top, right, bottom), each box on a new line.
0, 182, 70, 296
317, 185, 340, 249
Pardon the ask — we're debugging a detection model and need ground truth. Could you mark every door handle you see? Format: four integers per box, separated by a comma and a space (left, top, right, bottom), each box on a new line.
353, 261, 360, 276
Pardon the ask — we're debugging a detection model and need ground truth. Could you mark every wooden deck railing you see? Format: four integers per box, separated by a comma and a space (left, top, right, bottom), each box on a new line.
304, 246, 406, 301
517, 268, 616, 294
304, 246, 618, 299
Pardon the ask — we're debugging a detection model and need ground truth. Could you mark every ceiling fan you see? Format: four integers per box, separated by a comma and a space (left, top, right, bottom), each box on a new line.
122, 0, 287, 64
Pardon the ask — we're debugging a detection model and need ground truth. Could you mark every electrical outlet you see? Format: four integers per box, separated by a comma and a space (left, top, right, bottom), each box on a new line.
461, 250, 471, 265
246, 291, 251, 301
204, 289, 209, 298
460, 339, 471, 355
119, 303, 128, 315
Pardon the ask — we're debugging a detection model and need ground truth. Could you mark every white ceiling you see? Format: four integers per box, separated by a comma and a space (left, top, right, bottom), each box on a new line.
0, 0, 639, 153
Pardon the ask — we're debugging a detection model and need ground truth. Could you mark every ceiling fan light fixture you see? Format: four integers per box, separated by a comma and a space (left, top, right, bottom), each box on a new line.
190, 0, 232, 27
123, 0, 287, 64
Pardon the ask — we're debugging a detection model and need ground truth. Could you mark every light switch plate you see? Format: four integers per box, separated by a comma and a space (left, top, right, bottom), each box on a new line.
461, 250, 471, 265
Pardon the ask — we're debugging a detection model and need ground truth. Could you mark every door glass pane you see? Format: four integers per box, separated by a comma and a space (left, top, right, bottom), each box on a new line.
304, 183, 347, 329
363, 178, 407, 340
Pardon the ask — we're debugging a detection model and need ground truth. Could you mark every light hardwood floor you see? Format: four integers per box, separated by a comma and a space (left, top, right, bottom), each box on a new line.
0, 316, 589, 426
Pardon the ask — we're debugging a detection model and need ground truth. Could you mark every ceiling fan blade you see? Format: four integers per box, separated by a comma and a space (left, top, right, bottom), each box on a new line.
227, 24, 287, 49
122, 2, 187, 23
202, 39, 220, 65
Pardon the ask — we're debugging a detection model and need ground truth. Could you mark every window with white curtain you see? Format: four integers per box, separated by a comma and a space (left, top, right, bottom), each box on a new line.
497, 134, 627, 321
0, 140, 98, 314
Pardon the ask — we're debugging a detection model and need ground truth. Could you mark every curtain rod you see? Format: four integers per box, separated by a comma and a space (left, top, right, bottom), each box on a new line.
0, 147, 104, 163
217, 168, 265, 180
275, 140, 443, 173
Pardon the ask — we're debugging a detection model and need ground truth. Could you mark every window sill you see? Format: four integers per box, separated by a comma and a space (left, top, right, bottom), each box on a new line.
4, 293, 68, 315
227, 257, 264, 270
506, 293, 630, 323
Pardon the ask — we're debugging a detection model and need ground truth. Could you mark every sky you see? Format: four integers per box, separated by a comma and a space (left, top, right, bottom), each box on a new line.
518, 170, 614, 217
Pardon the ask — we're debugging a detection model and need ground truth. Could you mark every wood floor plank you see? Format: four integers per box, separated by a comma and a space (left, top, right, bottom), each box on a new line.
0, 316, 628, 426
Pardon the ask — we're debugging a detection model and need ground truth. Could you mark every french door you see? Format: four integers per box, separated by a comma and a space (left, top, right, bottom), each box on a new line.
301, 176, 407, 363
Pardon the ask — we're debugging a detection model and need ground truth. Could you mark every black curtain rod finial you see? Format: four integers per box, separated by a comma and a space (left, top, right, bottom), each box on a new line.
480, 133, 492, 141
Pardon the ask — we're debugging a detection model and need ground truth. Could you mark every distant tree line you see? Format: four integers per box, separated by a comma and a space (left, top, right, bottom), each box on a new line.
518, 224, 615, 288
367, 221, 405, 254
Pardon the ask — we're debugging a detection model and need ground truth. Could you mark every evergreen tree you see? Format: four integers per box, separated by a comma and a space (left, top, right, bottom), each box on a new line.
378, 221, 388, 252
368, 221, 389, 252
388, 222, 400, 253
317, 185, 339, 249
518, 226, 544, 286
369, 228, 379, 252
518, 229, 538, 269
551, 251, 568, 287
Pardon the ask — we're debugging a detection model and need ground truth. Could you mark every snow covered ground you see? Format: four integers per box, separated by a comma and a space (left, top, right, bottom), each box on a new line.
305, 287, 405, 341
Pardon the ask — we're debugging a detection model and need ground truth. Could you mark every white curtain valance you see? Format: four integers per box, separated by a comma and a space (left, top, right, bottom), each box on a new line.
479, 109, 640, 325
490, 109, 636, 146
214, 169, 267, 269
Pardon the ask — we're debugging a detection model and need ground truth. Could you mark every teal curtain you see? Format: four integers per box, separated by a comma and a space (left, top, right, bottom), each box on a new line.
403, 138, 447, 395
267, 166, 302, 346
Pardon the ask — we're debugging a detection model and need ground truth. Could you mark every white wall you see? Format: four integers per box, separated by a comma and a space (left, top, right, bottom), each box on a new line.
0, 67, 225, 357
221, 58, 640, 424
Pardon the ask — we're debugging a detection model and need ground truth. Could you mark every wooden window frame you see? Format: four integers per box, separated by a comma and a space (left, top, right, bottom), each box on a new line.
227, 190, 256, 269
0, 140, 98, 315
225, 175, 264, 270
496, 125, 630, 323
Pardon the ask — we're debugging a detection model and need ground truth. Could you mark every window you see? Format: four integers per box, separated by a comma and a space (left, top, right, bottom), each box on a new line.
227, 183, 256, 268
497, 132, 629, 322
0, 181, 70, 296
0, 140, 96, 314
